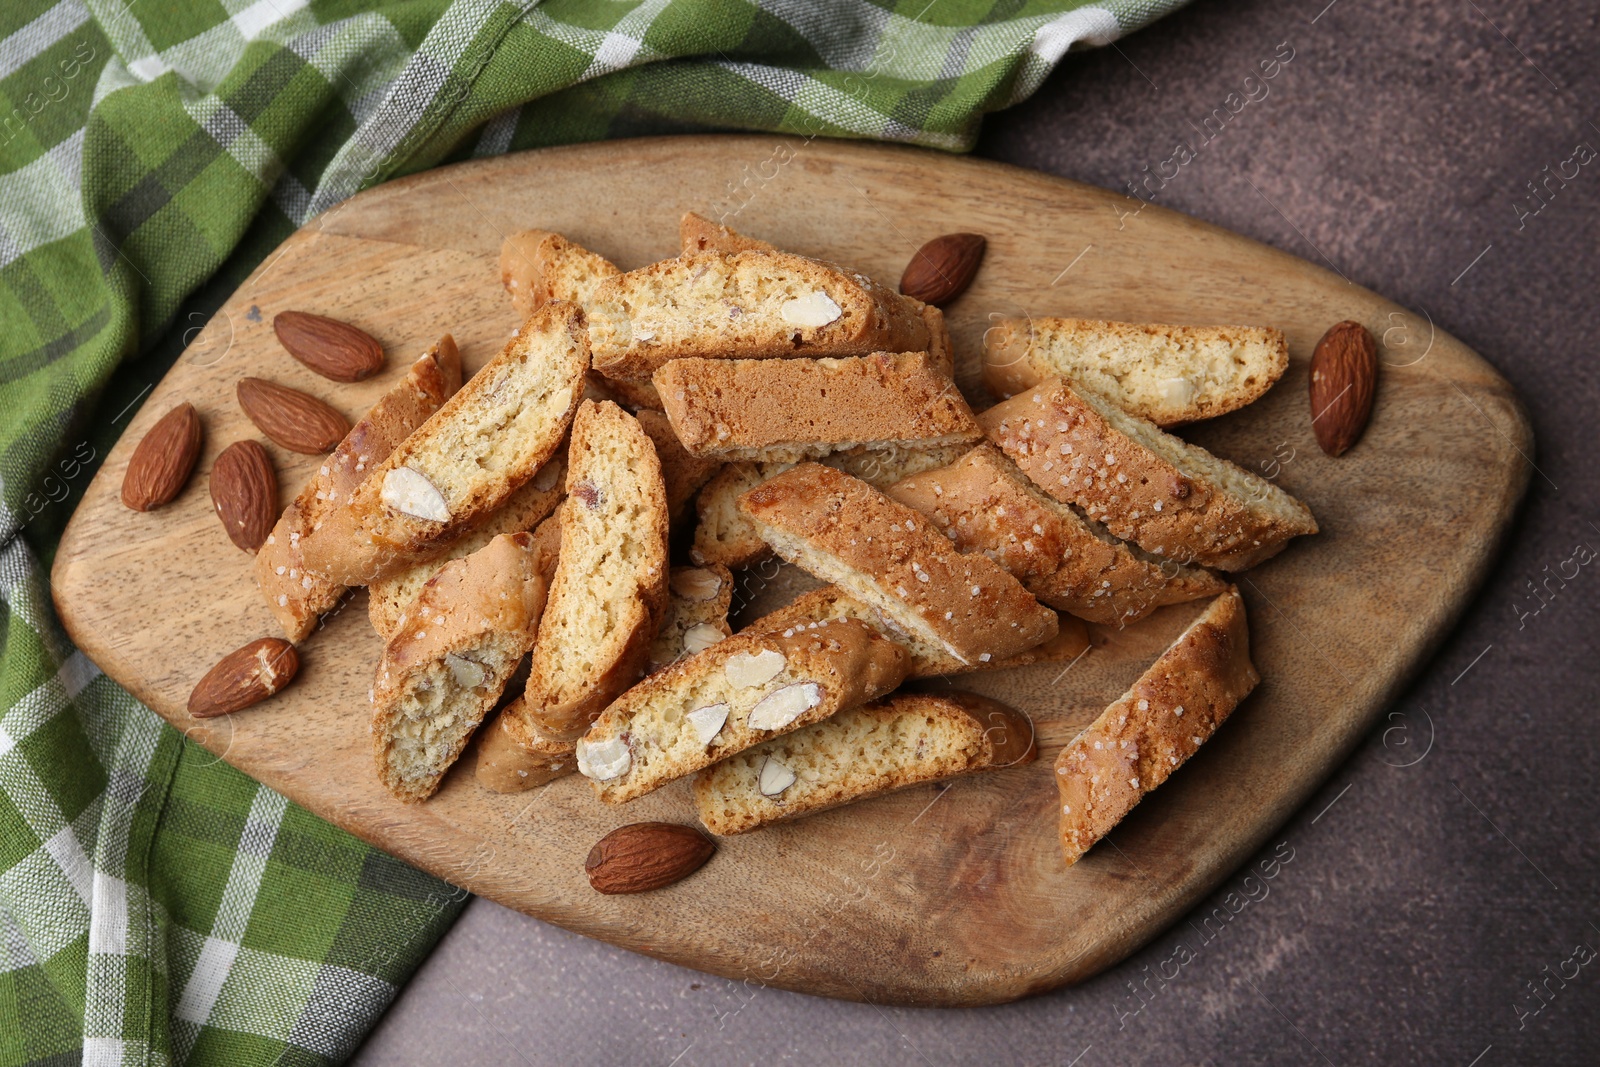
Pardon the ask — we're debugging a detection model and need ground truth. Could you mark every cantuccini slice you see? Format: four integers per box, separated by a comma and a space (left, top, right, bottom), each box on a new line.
256, 336, 462, 641
746, 585, 1089, 679
635, 409, 723, 523
332, 302, 588, 581
693, 692, 1036, 835
368, 461, 566, 639
371, 532, 551, 803
653, 352, 980, 462
587, 250, 930, 380
499, 230, 621, 318
577, 618, 909, 804
980, 378, 1317, 571
679, 212, 775, 255
738, 464, 1058, 666
476, 561, 732, 794
522, 400, 670, 740
648, 564, 734, 673
886, 445, 1227, 625
1056, 588, 1257, 865
689, 443, 971, 570
982, 317, 1288, 425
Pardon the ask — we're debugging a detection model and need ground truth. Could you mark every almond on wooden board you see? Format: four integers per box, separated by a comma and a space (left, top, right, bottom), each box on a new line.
121, 402, 202, 511
585, 823, 715, 894
236, 377, 350, 454
1309, 320, 1378, 456
188, 637, 300, 717
273, 310, 384, 382
899, 233, 986, 306
210, 440, 276, 553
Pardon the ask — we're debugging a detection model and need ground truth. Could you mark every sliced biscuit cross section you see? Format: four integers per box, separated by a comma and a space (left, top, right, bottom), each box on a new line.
578, 618, 909, 804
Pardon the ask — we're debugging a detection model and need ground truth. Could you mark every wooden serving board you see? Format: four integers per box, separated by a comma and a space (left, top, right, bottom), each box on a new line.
52, 137, 1531, 1006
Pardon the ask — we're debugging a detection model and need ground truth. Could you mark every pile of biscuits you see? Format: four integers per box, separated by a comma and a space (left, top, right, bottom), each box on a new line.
223, 212, 1319, 869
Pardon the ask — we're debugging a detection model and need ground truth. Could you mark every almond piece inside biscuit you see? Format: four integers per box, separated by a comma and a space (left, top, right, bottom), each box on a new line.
724, 649, 786, 688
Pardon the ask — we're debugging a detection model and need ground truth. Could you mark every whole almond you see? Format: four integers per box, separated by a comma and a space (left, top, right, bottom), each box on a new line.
1309, 320, 1378, 456
237, 378, 350, 454
585, 822, 715, 894
121, 402, 202, 511
210, 440, 277, 553
188, 637, 300, 717
900, 233, 986, 306
274, 310, 384, 382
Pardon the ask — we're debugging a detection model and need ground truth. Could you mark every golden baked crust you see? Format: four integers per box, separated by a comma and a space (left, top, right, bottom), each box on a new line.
332, 302, 588, 579
921, 302, 954, 380
579, 618, 909, 804
370, 532, 551, 802
982, 317, 1288, 425
1056, 588, 1258, 865
256, 337, 461, 641
692, 691, 1036, 835
886, 445, 1228, 625
474, 697, 578, 792
738, 463, 1058, 666
688, 443, 975, 570
679, 211, 775, 255
367, 458, 566, 640
979, 378, 1317, 572
522, 400, 670, 740
635, 409, 724, 523
653, 352, 980, 462
745, 585, 1088, 679
587, 250, 931, 380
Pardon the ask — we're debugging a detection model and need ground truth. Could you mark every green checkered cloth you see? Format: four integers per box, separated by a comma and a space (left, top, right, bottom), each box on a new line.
0, 1, 1186, 1063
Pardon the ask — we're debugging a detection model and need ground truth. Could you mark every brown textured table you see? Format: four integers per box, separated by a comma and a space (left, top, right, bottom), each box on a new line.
348, 1, 1600, 1063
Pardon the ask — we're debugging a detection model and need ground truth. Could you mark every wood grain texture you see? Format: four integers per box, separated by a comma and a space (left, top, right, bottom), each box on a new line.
50, 137, 1531, 1006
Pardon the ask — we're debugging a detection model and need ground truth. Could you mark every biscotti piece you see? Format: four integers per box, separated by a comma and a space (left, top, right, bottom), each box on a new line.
636, 409, 723, 523
886, 445, 1228, 626
333, 302, 588, 580
747, 585, 1089, 679
693, 692, 1036, 835
648, 565, 734, 673
980, 379, 1317, 571
256, 337, 462, 641
577, 618, 910, 804
654, 352, 981, 462
523, 400, 670, 740
499, 230, 621, 318
371, 532, 551, 802
1057, 588, 1257, 864
679, 212, 775, 255
587, 250, 930, 380
982, 317, 1289, 425
689, 443, 970, 570
367, 457, 566, 640
739, 464, 1058, 666
475, 697, 579, 792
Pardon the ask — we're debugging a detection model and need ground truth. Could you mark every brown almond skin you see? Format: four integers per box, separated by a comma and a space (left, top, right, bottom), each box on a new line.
188, 637, 300, 717
900, 233, 986, 306
236, 378, 350, 454
210, 440, 277, 553
585, 823, 715, 894
1309, 320, 1378, 456
121, 402, 202, 511
274, 310, 384, 383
